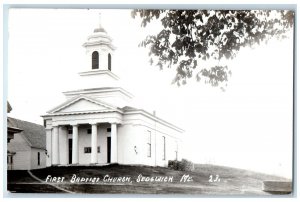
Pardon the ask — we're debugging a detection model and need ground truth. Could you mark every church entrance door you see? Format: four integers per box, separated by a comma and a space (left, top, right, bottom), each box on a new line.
107, 137, 111, 163
68, 139, 72, 164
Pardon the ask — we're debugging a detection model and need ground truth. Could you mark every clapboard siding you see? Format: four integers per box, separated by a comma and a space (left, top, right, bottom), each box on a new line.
12, 150, 31, 170
30, 148, 47, 170
8, 130, 46, 170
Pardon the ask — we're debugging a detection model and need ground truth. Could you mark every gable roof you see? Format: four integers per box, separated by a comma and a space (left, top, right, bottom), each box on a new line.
122, 106, 184, 133
7, 117, 22, 133
8, 117, 46, 149
47, 95, 121, 114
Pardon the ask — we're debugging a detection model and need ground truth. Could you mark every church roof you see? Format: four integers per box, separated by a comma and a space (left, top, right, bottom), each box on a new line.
46, 94, 122, 114
122, 106, 184, 133
122, 106, 138, 111
8, 117, 46, 149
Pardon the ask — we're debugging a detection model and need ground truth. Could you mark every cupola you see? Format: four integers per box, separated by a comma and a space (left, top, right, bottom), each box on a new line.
79, 13, 119, 88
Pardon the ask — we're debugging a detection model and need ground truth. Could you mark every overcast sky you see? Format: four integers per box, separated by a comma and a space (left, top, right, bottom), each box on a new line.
7, 9, 293, 178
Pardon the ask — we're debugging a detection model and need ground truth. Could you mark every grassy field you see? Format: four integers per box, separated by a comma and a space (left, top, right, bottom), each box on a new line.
7, 164, 291, 195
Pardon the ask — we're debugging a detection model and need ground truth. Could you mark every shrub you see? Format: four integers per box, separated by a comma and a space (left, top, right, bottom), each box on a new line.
168, 160, 179, 170
179, 159, 194, 171
168, 159, 194, 171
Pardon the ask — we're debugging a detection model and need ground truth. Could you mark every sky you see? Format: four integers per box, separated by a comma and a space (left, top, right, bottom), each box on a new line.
7, 8, 293, 178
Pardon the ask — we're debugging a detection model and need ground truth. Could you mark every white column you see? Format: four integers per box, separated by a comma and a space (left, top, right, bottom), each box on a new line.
45, 128, 52, 167
111, 123, 118, 163
59, 126, 68, 165
52, 126, 59, 165
72, 124, 79, 164
91, 123, 98, 164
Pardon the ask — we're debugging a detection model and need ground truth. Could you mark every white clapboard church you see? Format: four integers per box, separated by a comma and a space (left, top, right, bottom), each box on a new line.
42, 15, 183, 167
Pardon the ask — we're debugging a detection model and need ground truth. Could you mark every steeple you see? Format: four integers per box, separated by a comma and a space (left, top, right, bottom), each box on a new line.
80, 13, 118, 88
64, 13, 133, 108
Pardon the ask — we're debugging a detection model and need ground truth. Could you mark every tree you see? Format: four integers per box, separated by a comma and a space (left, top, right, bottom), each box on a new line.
131, 10, 294, 88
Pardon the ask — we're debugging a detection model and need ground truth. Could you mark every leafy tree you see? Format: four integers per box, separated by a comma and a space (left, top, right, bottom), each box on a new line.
131, 10, 294, 88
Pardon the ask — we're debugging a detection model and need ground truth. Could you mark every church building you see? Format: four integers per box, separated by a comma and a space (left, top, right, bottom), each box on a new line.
42, 15, 183, 167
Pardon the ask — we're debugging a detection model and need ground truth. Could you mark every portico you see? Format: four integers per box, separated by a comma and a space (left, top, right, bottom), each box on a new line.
47, 121, 119, 166
43, 94, 123, 166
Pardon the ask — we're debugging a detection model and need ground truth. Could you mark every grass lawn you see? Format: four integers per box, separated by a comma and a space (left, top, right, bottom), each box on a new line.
7, 164, 291, 195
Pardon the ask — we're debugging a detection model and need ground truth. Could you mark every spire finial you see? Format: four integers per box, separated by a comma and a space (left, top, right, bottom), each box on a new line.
98, 12, 102, 28
93, 12, 106, 33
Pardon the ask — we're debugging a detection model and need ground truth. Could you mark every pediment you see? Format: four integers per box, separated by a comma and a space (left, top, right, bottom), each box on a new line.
59, 99, 109, 113
48, 96, 117, 114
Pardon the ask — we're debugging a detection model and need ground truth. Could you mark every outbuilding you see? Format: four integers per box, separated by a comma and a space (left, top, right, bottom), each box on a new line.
7, 117, 46, 170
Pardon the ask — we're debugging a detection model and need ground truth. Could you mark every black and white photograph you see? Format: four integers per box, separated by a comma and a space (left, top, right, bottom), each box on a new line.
3, 4, 295, 197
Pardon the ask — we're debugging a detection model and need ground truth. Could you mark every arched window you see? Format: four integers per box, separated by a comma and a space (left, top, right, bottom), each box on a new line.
92, 51, 99, 69
108, 53, 112, 71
